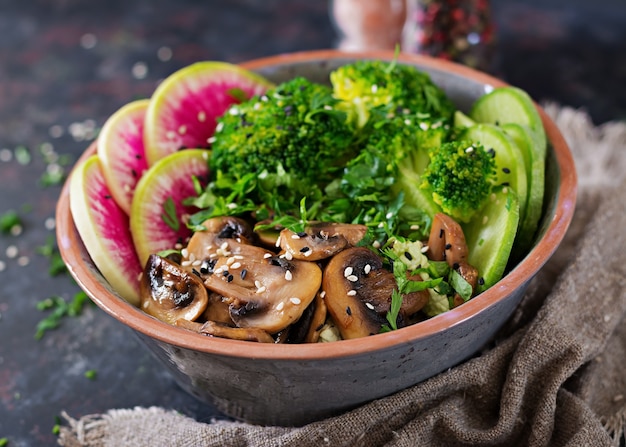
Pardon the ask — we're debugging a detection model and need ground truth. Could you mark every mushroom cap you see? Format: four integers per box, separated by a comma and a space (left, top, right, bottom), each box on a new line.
140, 254, 209, 325
279, 223, 367, 261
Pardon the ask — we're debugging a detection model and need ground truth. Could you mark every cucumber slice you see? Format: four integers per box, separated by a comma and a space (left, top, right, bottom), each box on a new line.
463, 186, 520, 293
501, 123, 545, 257
453, 110, 476, 129
469, 86, 547, 157
461, 124, 528, 225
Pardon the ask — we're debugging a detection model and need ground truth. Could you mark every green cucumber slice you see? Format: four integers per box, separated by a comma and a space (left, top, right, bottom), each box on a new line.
463, 185, 520, 293
501, 123, 545, 256
461, 124, 528, 225
453, 110, 476, 129
469, 86, 547, 158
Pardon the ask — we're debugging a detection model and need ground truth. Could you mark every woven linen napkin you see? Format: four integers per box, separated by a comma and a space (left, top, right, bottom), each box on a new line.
59, 106, 626, 447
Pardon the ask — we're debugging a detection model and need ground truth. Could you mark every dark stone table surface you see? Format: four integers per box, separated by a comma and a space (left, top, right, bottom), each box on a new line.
0, 0, 624, 445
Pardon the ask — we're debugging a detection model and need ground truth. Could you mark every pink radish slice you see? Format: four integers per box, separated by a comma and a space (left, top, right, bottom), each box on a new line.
130, 149, 211, 266
143, 61, 273, 166
69, 155, 142, 306
98, 99, 150, 215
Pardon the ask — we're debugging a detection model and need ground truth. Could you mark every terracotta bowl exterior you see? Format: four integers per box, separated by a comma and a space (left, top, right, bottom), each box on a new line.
56, 50, 577, 426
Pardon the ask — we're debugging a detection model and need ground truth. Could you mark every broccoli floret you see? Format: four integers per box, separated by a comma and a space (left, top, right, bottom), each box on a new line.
210, 76, 357, 190
330, 60, 456, 128
420, 140, 496, 223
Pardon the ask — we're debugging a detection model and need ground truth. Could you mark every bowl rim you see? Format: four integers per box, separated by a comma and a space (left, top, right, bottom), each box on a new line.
56, 49, 577, 361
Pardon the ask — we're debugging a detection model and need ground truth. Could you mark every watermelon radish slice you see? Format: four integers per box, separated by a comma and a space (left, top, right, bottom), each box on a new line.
69, 155, 142, 306
98, 99, 150, 215
130, 149, 210, 266
143, 61, 273, 166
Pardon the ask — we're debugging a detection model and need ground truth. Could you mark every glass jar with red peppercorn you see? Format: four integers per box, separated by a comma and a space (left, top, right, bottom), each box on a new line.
403, 0, 496, 72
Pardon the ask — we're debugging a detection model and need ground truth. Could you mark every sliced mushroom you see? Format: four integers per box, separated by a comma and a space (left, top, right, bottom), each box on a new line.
451, 262, 479, 308
202, 292, 234, 326
199, 320, 275, 343
202, 244, 322, 334
279, 222, 367, 261
182, 216, 255, 271
304, 292, 328, 343
323, 247, 429, 339
427, 213, 469, 268
140, 254, 208, 325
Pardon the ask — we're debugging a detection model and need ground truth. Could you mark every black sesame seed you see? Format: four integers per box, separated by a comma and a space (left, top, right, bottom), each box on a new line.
135, 154, 142, 159
439, 229, 444, 238
478, 277, 485, 285
445, 243, 452, 250
227, 274, 234, 283
240, 269, 247, 280
131, 168, 138, 178
346, 306, 352, 316
501, 182, 510, 186
487, 148, 496, 157
502, 167, 511, 174
222, 270, 230, 277
297, 231, 307, 238
192, 268, 201, 277
104, 194, 112, 199
300, 246, 310, 253
452, 262, 460, 270
404, 251, 413, 260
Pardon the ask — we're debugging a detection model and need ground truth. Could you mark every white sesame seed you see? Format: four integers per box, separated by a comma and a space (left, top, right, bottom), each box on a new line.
275, 236, 282, 247
230, 262, 242, 269
197, 111, 206, 122
205, 245, 213, 252
44, 217, 56, 230
234, 255, 244, 260
178, 125, 187, 135
256, 286, 266, 294
502, 187, 509, 194
229, 107, 239, 116
364, 264, 371, 274
181, 260, 191, 267
284, 251, 293, 261
263, 253, 272, 259
192, 260, 202, 267
386, 212, 393, 219
276, 302, 284, 311
290, 297, 301, 305
181, 248, 189, 258
465, 146, 474, 153
304, 250, 312, 257
6, 245, 18, 258
216, 122, 224, 132
347, 290, 357, 296
419, 122, 430, 130
291, 233, 300, 239
320, 291, 326, 298
421, 245, 429, 253
371, 84, 378, 93
214, 267, 224, 274
285, 270, 293, 281
157, 46, 173, 61
365, 302, 375, 310
347, 275, 358, 282
404, 119, 411, 126
490, 193, 497, 201
226, 202, 237, 210
207, 136, 216, 144
410, 224, 420, 230
254, 280, 262, 289
372, 240, 381, 249
344, 267, 353, 277
188, 253, 196, 262
220, 242, 229, 250
226, 256, 235, 265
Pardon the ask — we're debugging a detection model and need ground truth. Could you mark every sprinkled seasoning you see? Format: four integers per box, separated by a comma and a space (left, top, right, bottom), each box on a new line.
347, 290, 357, 296
364, 264, 372, 274
404, 251, 413, 261
290, 297, 301, 305
346, 275, 358, 282
285, 270, 293, 281
346, 306, 352, 316
276, 302, 285, 311
502, 167, 511, 174
344, 267, 353, 277
240, 269, 247, 280
365, 302, 375, 310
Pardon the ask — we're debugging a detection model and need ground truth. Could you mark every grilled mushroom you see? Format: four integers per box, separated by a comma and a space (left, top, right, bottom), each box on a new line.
323, 247, 429, 339
140, 254, 208, 325
202, 244, 322, 334
279, 223, 367, 261
199, 321, 275, 343
427, 213, 469, 267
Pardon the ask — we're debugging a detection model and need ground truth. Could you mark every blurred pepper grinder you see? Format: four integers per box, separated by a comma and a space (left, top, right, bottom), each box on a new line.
330, 0, 496, 72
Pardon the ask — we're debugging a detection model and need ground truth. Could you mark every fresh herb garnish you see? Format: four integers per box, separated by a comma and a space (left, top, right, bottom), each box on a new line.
37, 236, 67, 276
84, 369, 97, 380
161, 196, 180, 231
0, 210, 21, 234
35, 291, 91, 339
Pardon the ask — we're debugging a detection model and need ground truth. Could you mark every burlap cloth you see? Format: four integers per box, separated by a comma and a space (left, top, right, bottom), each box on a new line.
59, 106, 626, 447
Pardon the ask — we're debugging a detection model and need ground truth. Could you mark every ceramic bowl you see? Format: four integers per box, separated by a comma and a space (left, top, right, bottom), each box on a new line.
56, 50, 577, 426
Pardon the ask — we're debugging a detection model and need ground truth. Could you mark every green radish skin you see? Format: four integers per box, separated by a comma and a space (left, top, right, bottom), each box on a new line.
501, 123, 545, 257
461, 124, 528, 227
98, 99, 150, 215
131, 149, 211, 266
469, 86, 547, 159
143, 61, 274, 166
463, 186, 520, 293
69, 155, 142, 306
